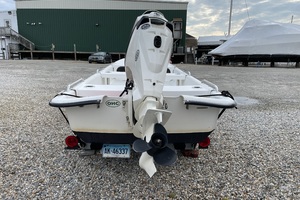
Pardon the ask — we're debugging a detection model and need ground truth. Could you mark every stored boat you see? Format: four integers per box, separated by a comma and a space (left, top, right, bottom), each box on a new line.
50, 10, 236, 177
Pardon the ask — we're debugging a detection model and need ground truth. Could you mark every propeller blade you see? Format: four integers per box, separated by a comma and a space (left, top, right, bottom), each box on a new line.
139, 152, 157, 177
153, 146, 177, 166
154, 123, 167, 135
132, 139, 151, 152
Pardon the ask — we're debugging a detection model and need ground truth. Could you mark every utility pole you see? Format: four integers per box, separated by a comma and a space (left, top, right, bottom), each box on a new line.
228, 0, 233, 36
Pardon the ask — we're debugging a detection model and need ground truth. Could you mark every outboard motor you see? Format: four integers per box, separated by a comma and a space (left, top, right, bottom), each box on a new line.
125, 10, 176, 177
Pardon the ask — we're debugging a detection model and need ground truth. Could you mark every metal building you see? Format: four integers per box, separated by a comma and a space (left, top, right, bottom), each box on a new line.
15, 0, 188, 61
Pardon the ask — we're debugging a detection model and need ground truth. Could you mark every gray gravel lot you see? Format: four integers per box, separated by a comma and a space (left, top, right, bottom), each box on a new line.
0, 60, 299, 199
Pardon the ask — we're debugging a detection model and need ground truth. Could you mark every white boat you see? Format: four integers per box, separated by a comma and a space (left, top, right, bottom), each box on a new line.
50, 10, 236, 177
209, 19, 300, 66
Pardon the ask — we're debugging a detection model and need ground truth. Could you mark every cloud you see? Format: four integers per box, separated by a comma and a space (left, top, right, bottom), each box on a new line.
180, 0, 300, 37
0, 0, 15, 11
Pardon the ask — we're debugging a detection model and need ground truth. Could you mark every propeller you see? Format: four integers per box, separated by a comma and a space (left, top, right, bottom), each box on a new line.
133, 123, 177, 176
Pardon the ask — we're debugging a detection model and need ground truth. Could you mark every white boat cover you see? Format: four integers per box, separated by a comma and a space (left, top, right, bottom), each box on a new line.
197, 35, 230, 46
209, 19, 300, 56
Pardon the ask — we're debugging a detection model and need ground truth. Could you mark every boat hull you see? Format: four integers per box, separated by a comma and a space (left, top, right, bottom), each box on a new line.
59, 95, 221, 144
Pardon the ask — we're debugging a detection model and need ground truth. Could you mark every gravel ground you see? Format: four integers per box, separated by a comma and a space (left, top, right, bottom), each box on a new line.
0, 60, 299, 199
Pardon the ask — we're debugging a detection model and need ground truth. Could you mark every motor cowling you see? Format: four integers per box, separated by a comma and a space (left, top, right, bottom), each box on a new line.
125, 10, 173, 108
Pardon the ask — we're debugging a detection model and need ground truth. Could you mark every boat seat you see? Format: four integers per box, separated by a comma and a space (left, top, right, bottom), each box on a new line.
99, 71, 127, 85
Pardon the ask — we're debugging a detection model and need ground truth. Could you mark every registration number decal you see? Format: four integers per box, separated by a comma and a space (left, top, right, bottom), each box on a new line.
102, 144, 131, 158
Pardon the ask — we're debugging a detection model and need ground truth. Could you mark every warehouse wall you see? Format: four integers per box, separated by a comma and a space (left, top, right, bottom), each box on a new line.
17, 9, 186, 52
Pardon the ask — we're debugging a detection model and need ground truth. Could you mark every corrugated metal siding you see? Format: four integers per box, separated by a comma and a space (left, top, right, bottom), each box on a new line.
17, 9, 186, 52
16, 0, 188, 10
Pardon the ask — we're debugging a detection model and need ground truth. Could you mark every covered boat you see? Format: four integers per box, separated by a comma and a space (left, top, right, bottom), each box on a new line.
209, 19, 300, 65
50, 10, 236, 177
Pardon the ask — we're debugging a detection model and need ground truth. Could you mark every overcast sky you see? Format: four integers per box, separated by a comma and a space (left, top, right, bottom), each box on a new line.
1, 0, 300, 37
